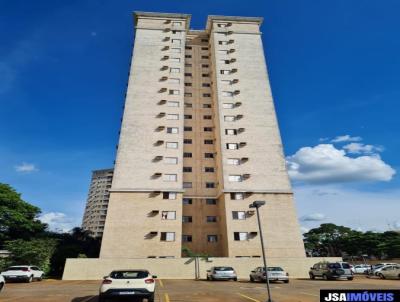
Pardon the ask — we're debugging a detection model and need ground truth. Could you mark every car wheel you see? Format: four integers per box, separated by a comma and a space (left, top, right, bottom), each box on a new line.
322, 274, 328, 280
309, 273, 315, 280
250, 275, 254, 282
206, 275, 210, 281
347, 277, 353, 281
37, 275, 43, 281
378, 273, 385, 279
284, 280, 289, 283
27, 275, 33, 283
233, 277, 237, 281
0, 282, 4, 292
147, 293, 155, 302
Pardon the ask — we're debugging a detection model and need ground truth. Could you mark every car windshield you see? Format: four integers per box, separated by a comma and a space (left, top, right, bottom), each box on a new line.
267, 267, 283, 271
6, 266, 28, 271
110, 271, 149, 279
214, 267, 234, 271
341, 263, 351, 269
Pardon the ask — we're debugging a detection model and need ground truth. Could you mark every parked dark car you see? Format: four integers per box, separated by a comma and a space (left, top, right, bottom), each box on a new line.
309, 262, 353, 280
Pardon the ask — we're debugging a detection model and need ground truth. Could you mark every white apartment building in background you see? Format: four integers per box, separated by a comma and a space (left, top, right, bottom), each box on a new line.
81, 168, 113, 237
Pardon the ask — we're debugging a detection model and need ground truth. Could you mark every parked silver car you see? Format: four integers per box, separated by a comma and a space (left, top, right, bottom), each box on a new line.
206, 266, 237, 281
377, 265, 400, 279
250, 266, 289, 283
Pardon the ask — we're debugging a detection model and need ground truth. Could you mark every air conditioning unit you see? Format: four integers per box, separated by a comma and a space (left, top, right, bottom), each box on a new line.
158, 99, 167, 105
163, 37, 171, 42
157, 112, 166, 118
156, 126, 165, 131
159, 87, 167, 92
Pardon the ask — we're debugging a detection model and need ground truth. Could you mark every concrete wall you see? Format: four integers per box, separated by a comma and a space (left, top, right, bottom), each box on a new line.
63, 257, 341, 280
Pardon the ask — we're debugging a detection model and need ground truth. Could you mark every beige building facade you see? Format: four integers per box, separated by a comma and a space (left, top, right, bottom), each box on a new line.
99, 12, 306, 259
81, 168, 113, 237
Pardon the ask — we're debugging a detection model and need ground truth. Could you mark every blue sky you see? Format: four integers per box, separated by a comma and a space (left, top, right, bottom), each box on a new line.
1, 0, 399, 232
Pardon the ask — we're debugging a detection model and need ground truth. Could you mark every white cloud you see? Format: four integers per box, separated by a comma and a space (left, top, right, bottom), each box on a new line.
301, 213, 326, 221
15, 162, 38, 173
38, 212, 78, 233
331, 135, 362, 143
300, 226, 310, 234
343, 143, 384, 154
287, 144, 395, 184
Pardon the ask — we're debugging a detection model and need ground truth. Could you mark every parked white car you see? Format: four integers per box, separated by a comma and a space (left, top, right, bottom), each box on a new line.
99, 269, 156, 302
250, 266, 289, 283
1, 266, 44, 283
352, 264, 371, 274
377, 264, 400, 279
0, 274, 5, 292
371, 263, 399, 276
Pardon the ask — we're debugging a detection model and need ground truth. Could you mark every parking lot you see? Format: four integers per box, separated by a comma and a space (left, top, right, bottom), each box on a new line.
0, 276, 398, 302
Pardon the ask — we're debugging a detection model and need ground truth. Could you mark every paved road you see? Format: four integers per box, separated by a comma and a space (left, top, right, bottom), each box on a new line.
0, 276, 398, 302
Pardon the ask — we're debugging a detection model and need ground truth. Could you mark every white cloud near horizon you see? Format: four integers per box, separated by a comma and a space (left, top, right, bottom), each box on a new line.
301, 213, 326, 221
15, 162, 38, 173
287, 144, 395, 184
38, 212, 79, 233
330, 135, 362, 143
343, 142, 384, 154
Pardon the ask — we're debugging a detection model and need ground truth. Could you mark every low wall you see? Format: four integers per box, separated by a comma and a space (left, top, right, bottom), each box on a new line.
62, 257, 341, 280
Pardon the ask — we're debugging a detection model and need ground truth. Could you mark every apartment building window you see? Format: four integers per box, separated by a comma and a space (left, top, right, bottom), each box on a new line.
185, 55, 192, 58
207, 235, 218, 242
171, 39, 181, 45
220, 70, 230, 75
202, 64, 209, 68
219, 41, 228, 45
168, 78, 180, 84
201, 39, 208, 42
218, 49, 228, 54
232, 211, 246, 220
204, 139, 213, 145
207, 216, 217, 223
227, 158, 240, 165
205, 153, 214, 158
234, 232, 248, 241
185, 46, 192, 50
166, 114, 179, 120
170, 68, 180, 73
185, 83, 192, 87
201, 47, 209, 50
202, 73, 210, 78
229, 175, 243, 182
160, 232, 175, 241
224, 115, 235, 122
184, 139, 192, 144
164, 157, 178, 164
226, 143, 239, 150
182, 235, 192, 242
202, 83, 211, 87
201, 55, 209, 59
183, 167, 192, 173
163, 174, 177, 182
230, 192, 244, 200
222, 91, 233, 97
203, 93, 211, 97
203, 104, 212, 108
205, 182, 215, 188
185, 63, 192, 67
184, 152, 192, 158
184, 126, 192, 131
184, 92, 192, 97
182, 216, 192, 223
171, 48, 181, 53
204, 127, 213, 132
163, 192, 177, 199
221, 79, 231, 85
185, 73, 192, 77
161, 211, 176, 220
225, 129, 237, 135
169, 89, 180, 95
221, 59, 230, 64
184, 103, 192, 108
217, 23, 227, 27
166, 101, 180, 109
183, 198, 192, 205
223, 103, 234, 109
205, 167, 214, 172
203, 115, 212, 120
183, 182, 192, 188
166, 142, 178, 149
184, 114, 192, 119
172, 21, 182, 26
170, 57, 180, 62
167, 127, 179, 134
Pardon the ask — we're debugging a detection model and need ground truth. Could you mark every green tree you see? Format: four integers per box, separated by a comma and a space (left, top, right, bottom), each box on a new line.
0, 184, 47, 247
4, 238, 57, 274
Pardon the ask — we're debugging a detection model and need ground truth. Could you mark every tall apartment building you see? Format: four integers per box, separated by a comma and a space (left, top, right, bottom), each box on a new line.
100, 12, 305, 259
81, 169, 113, 237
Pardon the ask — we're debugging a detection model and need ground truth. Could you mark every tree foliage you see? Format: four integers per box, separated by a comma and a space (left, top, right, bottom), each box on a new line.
0, 183, 47, 247
304, 223, 400, 259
